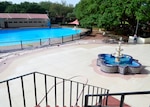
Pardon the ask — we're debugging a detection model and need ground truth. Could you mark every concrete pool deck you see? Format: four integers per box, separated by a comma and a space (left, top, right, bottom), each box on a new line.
0, 39, 150, 106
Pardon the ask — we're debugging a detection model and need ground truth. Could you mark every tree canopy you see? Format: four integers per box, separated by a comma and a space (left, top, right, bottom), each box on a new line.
75, 0, 150, 36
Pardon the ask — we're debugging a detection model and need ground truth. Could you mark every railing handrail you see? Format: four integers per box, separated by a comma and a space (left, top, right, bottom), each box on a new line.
0, 71, 109, 107
0, 72, 34, 83
86, 91, 150, 96
85, 91, 150, 107
0, 71, 109, 90
36, 72, 109, 90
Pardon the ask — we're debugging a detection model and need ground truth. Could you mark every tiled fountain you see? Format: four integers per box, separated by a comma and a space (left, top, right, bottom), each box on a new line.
97, 37, 142, 75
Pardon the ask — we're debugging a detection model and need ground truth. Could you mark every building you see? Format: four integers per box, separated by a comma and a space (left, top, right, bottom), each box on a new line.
0, 13, 50, 28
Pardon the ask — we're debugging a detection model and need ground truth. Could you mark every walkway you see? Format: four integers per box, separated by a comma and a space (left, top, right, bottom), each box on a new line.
0, 33, 150, 107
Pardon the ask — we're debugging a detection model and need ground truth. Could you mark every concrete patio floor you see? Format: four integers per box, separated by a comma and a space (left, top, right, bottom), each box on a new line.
0, 42, 150, 107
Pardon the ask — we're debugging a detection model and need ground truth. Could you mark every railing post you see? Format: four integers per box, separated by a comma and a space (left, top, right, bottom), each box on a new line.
80, 33, 81, 39
21, 76, 26, 107
105, 90, 109, 106
49, 38, 51, 45
120, 94, 125, 107
70, 81, 72, 107
96, 87, 99, 104
21, 41, 23, 49
7, 81, 12, 107
98, 96, 102, 107
88, 85, 90, 95
33, 73, 37, 106
63, 79, 65, 107
84, 95, 88, 107
82, 84, 85, 107
75, 82, 79, 106
44, 74, 48, 106
62, 36, 63, 44
40, 39, 42, 46
72, 35, 73, 41
91, 86, 95, 105
54, 77, 57, 107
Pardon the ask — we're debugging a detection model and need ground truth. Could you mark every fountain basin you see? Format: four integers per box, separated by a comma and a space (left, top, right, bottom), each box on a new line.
97, 54, 142, 75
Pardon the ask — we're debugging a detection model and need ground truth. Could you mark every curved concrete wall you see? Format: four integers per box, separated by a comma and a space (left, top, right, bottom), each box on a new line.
97, 54, 142, 75
128, 36, 150, 44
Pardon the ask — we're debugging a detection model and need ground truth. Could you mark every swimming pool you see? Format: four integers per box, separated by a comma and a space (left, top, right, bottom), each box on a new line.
0, 28, 81, 46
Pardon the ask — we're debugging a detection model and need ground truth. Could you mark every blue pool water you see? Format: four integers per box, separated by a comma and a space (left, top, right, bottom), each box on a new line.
104, 55, 132, 65
0, 28, 81, 46
98, 54, 140, 67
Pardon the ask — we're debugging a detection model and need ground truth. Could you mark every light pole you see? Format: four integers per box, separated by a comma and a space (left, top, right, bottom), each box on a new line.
135, 20, 139, 35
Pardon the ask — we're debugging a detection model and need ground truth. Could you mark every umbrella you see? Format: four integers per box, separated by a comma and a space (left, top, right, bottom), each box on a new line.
69, 19, 79, 25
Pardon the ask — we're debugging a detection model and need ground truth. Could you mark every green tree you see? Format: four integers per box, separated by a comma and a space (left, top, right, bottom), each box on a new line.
75, 0, 150, 36
75, 0, 100, 27
20, 2, 45, 13
0, 1, 12, 13
5, 4, 21, 13
39, 1, 52, 11
136, 0, 150, 21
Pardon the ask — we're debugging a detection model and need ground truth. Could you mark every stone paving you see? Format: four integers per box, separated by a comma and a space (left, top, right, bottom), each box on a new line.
0, 33, 150, 107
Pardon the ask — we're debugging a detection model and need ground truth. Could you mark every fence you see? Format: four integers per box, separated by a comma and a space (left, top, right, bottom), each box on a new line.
0, 29, 92, 53
0, 72, 109, 107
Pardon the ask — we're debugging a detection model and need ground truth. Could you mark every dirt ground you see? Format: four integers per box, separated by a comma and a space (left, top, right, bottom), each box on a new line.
83, 29, 129, 43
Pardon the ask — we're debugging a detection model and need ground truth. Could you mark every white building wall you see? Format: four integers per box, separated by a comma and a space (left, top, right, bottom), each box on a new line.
1, 18, 49, 28
0, 19, 5, 28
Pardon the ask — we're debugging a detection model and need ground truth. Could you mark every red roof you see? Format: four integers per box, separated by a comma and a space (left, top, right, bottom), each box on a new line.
0, 13, 49, 19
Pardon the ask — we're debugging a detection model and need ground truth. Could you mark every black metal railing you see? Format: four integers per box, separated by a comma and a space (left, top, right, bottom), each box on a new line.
0, 72, 109, 107
84, 91, 150, 107
0, 29, 92, 53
